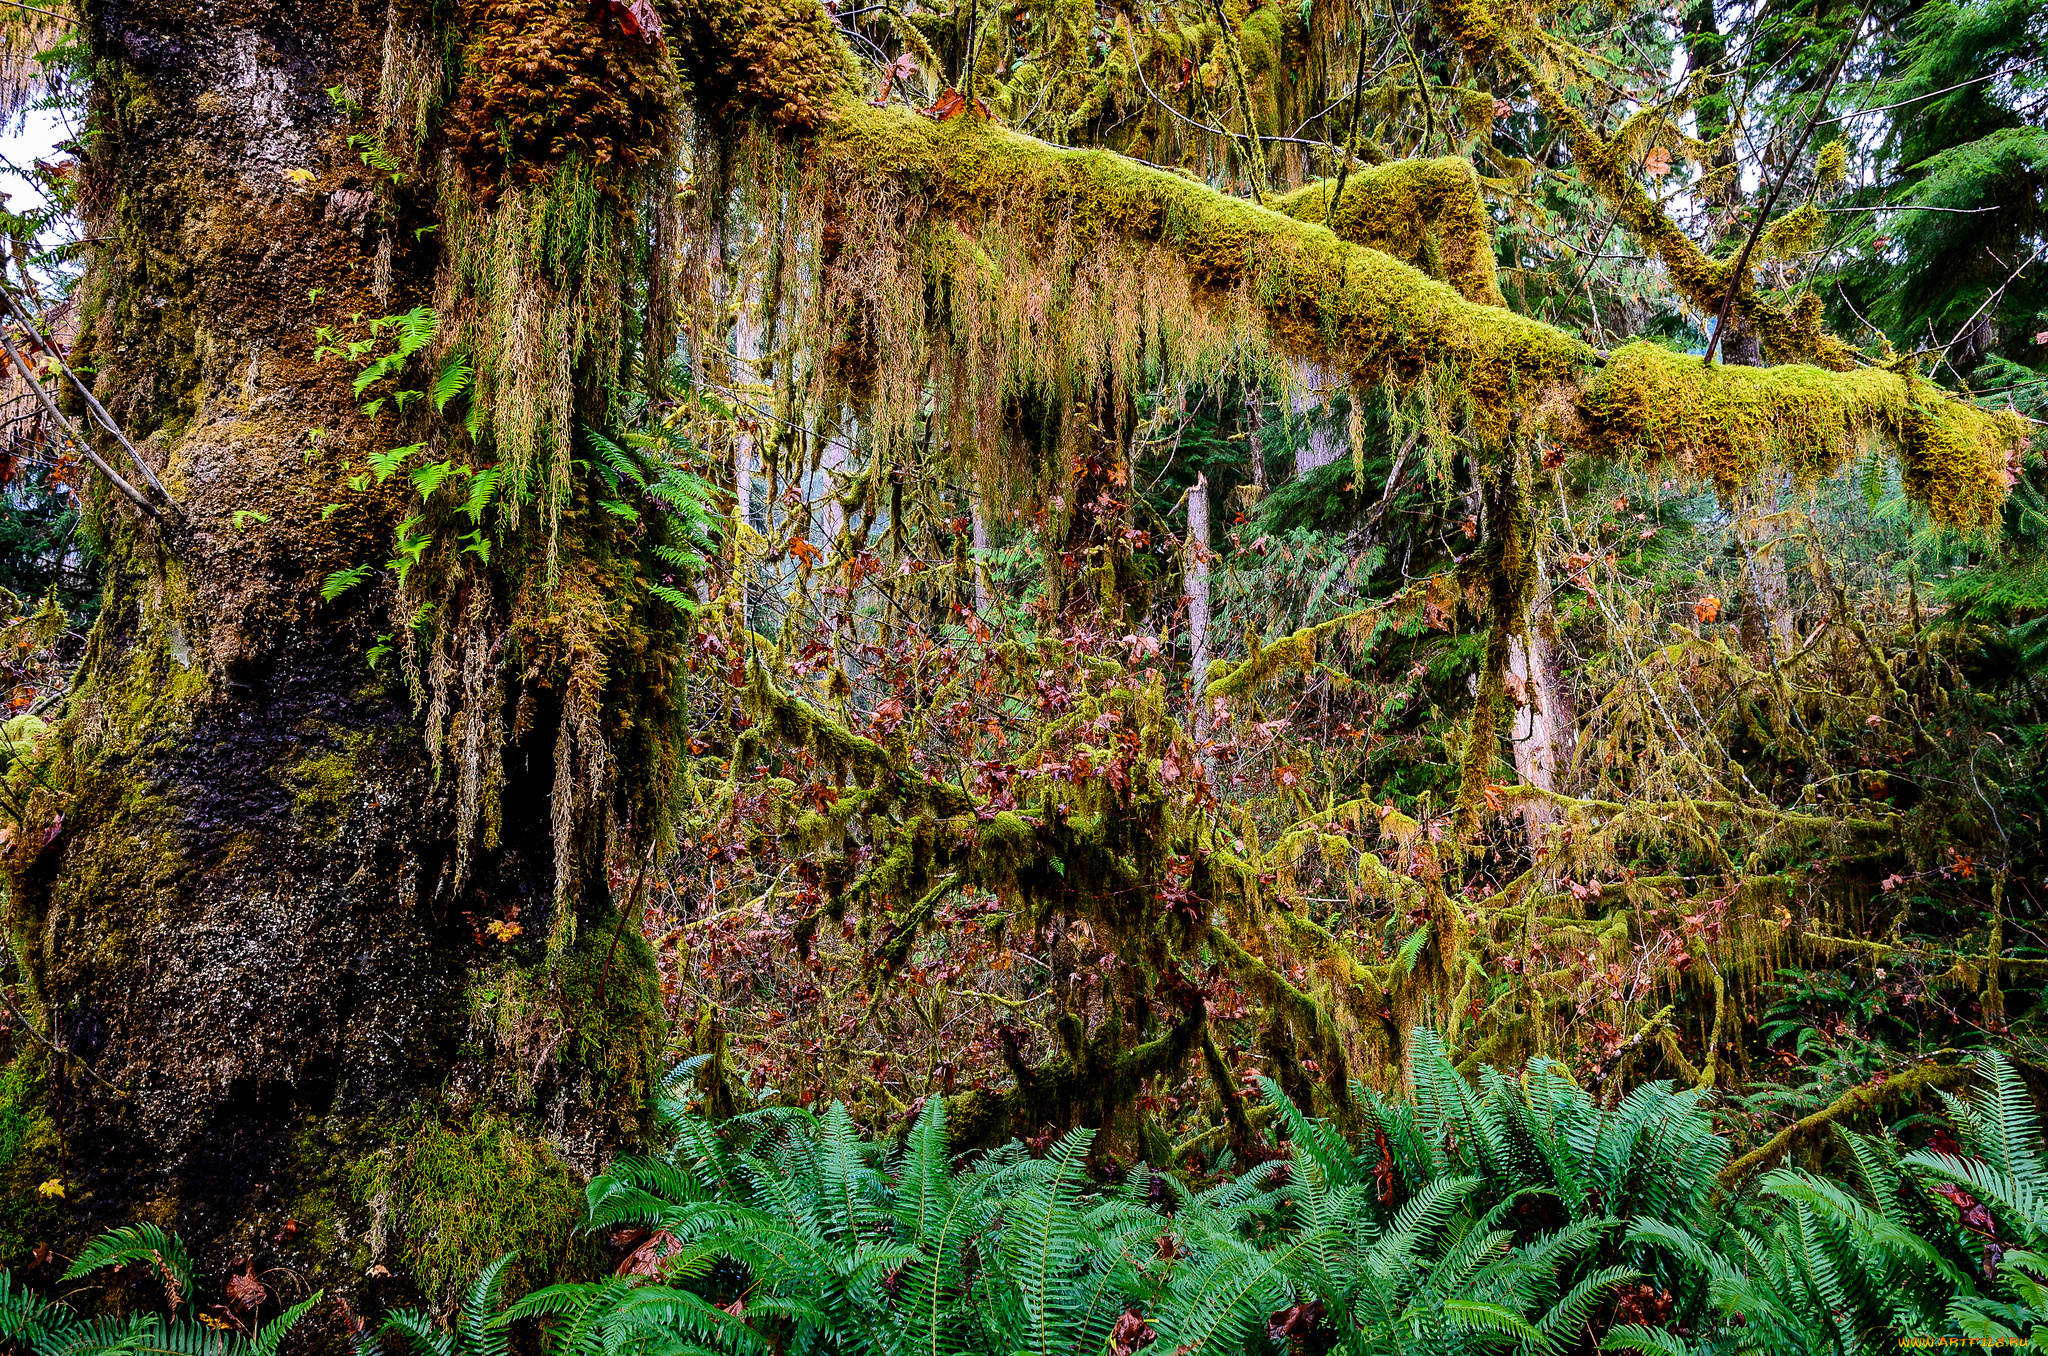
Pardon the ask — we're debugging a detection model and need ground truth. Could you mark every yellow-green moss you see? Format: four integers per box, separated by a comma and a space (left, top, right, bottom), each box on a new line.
351, 1112, 592, 1307
819, 101, 1593, 447
1574, 343, 2020, 528
278, 732, 375, 846
0, 1048, 59, 1262
1272, 157, 1506, 307
463, 902, 664, 1138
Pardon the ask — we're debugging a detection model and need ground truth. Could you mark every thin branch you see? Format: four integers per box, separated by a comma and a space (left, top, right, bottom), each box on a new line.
0, 981, 129, 1095
0, 0, 73, 22
0, 284, 179, 513
1118, 25, 1340, 155
1822, 203, 2002, 215
1818, 67, 2020, 124
1324, 6, 1374, 224
0, 324, 165, 525
1940, 244, 2043, 359
1702, 6, 1867, 366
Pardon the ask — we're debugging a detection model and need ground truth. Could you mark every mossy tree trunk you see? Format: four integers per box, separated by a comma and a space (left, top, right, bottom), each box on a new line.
0, 0, 673, 1321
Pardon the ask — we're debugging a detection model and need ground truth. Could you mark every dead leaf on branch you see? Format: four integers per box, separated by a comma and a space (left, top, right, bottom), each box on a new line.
920, 88, 995, 121
872, 53, 919, 106
599, 0, 662, 40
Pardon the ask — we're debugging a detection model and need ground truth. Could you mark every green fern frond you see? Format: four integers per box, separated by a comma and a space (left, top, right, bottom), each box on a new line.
61, 1225, 196, 1312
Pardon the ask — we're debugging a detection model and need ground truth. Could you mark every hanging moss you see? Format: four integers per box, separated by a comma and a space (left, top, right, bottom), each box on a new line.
817, 102, 1594, 451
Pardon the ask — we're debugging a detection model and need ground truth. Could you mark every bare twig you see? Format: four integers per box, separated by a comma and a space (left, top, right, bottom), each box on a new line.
0, 284, 180, 513
1819, 68, 2020, 124
0, 323, 165, 524
1702, 6, 1868, 366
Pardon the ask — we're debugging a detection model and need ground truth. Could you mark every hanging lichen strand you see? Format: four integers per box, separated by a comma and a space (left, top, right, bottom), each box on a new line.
359, 0, 693, 914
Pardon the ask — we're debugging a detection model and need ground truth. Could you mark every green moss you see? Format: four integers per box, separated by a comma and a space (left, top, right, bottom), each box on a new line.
351, 1112, 592, 1307
461, 900, 664, 1144
1575, 343, 2021, 528
670, 0, 855, 129
1271, 157, 1506, 307
0, 1047, 59, 1263
819, 101, 1594, 448
552, 910, 665, 1122
278, 732, 375, 845
1758, 201, 1825, 260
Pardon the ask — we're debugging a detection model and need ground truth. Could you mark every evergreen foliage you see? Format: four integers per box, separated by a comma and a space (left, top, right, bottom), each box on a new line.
0, 1225, 321, 1356
336, 1042, 2048, 1354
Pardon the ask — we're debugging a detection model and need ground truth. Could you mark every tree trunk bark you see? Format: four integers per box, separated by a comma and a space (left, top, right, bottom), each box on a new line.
0, 0, 677, 1317
1507, 594, 1575, 846
1290, 362, 1346, 476
1187, 472, 1212, 746
1737, 491, 1797, 656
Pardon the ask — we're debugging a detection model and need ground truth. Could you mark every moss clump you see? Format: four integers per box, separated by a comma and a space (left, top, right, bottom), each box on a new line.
551, 908, 665, 1127
352, 1112, 591, 1307
1271, 157, 1506, 307
277, 732, 375, 846
461, 899, 665, 1146
669, 0, 855, 130
1574, 343, 2022, 529
446, 0, 679, 201
0, 1048, 59, 1262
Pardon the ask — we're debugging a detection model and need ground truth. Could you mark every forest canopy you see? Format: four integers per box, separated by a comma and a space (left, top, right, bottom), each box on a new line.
0, 0, 2044, 1347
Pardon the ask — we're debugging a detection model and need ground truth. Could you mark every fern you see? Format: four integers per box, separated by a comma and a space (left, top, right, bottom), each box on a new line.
369, 443, 422, 484
349, 1041, 2048, 1356
431, 354, 474, 415
322, 564, 374, 601
62, 1223, 195, 1312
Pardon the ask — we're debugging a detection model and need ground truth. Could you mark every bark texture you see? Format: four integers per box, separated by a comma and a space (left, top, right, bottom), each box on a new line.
0, 0, 664, 1318
1506, 599, 1575, 845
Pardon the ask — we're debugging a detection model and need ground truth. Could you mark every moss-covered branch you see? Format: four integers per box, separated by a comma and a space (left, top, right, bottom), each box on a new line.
820, 101, 1592, 444
810, 99, 2014, 523
1424, 0, 1854, 371
1202, 570, 1450, 700
943, 1001, 1209, 1151
1576, 344, 2020, 529
1497, 783, 1898, 836
1272, 156, 1506, 307
1717, 1057, 1973, 1188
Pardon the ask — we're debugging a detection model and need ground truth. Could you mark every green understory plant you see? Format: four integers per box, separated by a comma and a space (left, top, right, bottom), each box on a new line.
0, 1224, 321, 1356
417, 1038, 2048, 1355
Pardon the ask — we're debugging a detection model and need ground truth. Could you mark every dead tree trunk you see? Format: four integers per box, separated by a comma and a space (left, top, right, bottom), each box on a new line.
1507, 591, 1576, 847
1737, 492, 1798, 655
